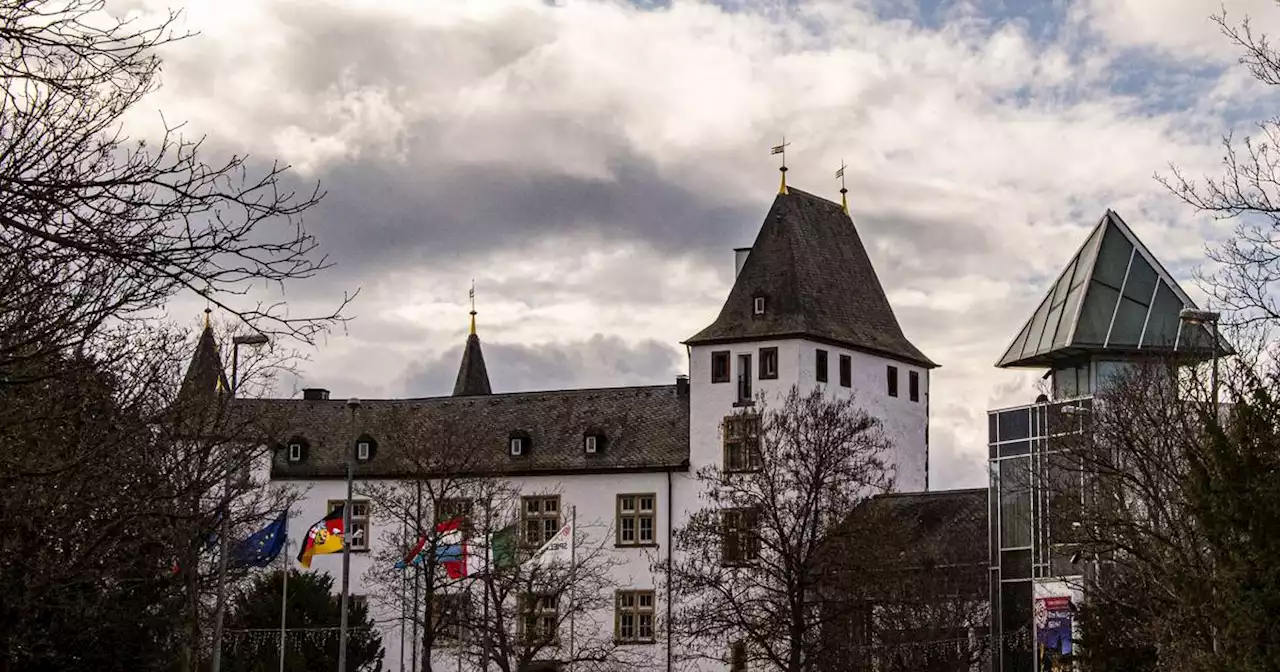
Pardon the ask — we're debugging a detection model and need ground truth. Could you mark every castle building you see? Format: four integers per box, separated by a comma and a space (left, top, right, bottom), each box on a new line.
192, 184, 936, 671
985, 210, 1223, 672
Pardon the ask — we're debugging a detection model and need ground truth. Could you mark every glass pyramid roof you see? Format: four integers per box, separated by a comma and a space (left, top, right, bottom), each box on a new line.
996, 211, 1229, 368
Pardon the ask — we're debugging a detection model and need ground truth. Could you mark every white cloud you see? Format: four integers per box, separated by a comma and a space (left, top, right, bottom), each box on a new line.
125, 0, 1280, 488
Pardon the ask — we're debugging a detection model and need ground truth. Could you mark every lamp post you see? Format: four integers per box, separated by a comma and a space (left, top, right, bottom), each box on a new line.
1179, 308, 1221, 410
211, 332, 270, 672
339, 397, 361, 671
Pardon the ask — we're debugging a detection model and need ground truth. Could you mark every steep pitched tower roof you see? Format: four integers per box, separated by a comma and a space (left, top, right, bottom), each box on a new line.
996, 210, 1231, 368
452, 305, 493, 396
685, 187, 936, 368
178, 309, 230, 405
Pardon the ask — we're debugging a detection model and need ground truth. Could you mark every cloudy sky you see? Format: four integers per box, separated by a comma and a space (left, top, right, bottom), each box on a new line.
123, 0, 1280, 489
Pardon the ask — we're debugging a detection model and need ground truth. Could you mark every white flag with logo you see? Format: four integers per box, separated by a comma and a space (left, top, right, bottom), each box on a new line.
522, 521, 572, 570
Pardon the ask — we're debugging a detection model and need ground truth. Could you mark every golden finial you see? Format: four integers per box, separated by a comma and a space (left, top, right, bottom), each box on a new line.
771, 137, 790, 195
836, 160, 848, 214
203, 307, 212, 330
468, 280, 477, 336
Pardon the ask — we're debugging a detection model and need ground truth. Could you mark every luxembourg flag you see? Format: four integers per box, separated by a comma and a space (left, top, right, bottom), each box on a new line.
435, 517, 469, 579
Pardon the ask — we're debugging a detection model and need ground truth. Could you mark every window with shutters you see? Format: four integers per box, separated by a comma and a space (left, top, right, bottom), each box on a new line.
521, 495, 560, 546
616, 494, 656, 547
723, 415, 762, 473
614, 590, 656, 643
721, 507, 760, 566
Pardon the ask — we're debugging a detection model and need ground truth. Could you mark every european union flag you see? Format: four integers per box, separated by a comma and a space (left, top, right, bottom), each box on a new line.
232, 511, 288, 568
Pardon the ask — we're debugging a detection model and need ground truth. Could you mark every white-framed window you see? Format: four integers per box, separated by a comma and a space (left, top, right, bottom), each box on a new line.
510, 437, 524, 456
288, 443, 302, 462
753, 296, 766, 315
617, 494, 656, 546
356, 441, 370, 460
585, 435, 598, 454
615, 590, 655, 643
328, 499, 371, 551
520, 593, 559, 644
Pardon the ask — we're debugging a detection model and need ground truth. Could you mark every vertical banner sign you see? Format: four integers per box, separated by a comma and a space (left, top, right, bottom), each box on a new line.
1035, 596, 1073, 670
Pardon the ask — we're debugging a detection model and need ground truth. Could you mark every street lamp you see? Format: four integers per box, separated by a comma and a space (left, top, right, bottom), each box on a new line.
231, 333, 271, 394
210, 332, 270, 672
1179, 308, 1221, 410
339, 397, 361, 672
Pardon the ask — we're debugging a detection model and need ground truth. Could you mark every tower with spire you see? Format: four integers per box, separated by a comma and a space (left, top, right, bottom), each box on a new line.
682, 159, 937, 492
452, 282, 492, 396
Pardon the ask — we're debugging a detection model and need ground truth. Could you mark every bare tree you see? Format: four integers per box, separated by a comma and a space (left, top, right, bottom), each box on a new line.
0, 0, 352, 382
818, 490, 990, 672
1158, 6, 1280, 345
359, 410, 650, 672
1042, 357, 1280, 672
669, 386, 894, 672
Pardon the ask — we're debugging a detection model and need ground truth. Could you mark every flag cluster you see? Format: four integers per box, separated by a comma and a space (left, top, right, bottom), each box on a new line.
298, 505, 345, 568
395, 516, 572, 578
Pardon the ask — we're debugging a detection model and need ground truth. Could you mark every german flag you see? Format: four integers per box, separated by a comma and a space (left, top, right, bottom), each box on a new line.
297, 505, 345, 568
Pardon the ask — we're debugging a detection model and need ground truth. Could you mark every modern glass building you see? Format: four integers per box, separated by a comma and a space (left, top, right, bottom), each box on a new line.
986, 211, 1222, 672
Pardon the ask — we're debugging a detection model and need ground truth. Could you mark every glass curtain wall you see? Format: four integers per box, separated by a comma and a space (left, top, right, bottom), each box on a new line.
988, 397, 1090, 672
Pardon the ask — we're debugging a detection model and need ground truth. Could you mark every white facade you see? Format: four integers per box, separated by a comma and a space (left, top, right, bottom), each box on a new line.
251, 188, 936, 672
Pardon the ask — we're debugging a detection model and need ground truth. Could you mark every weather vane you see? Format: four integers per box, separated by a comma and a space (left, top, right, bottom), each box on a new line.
771, 137, 790, 195
468, 279, 477, 335
836, 159, 848, 214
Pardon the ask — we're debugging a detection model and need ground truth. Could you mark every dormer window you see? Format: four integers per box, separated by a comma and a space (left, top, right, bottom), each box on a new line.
285, 436, 309, 463
509, 432, 531, 457
585, 435, 598, 454
584, 432, 606, 454
752, 296, 766, 315
354, 433, 377, 462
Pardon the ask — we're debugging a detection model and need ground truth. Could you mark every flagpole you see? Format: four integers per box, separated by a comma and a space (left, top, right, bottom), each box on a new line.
339, 397, 360, 672
279, 534, 289, 672
568, 504, 576, 672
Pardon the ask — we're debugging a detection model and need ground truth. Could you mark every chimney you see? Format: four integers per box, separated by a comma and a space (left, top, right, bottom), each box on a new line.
734, 247, 751, 278
676, 375, 689, 398
302, 388, 330, 401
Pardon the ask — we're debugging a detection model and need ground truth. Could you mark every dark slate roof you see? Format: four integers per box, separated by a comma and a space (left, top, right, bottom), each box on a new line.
684, 187, 936, 368
453, 333, 492, 396
177, 322, 230, 407
237, 384, 689, 479
997, 210, 1232, 368
860, 488, 988, 565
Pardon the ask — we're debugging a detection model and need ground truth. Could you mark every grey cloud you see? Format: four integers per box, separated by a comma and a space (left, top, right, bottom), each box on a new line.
400, 334, 683, 397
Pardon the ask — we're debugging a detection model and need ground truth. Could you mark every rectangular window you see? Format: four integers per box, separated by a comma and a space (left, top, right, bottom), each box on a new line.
737, 353, 753, 403
431, 592, 470, 642
909, 370, 920, 402
721, 507, 760, 566
288, 443, 302, 462
327, 499, 371, 551
839, 354, 851, 388
519, 593, 559, 644
887, 365, 899, 397
815, 349, 828, 383
615, 590, 656, 643
758, 347, 778, 380
437, 498, 473, 538
729, 640, 748, 672
723, 414, 762, 472
711, 351, 730, 383
356, 441, 370, 460
617, 494, 656, 546
521, 495, 561, 546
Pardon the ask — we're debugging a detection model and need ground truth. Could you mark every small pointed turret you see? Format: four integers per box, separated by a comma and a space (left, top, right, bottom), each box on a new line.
178, 308, 230, 406
453, 286, 492, 396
